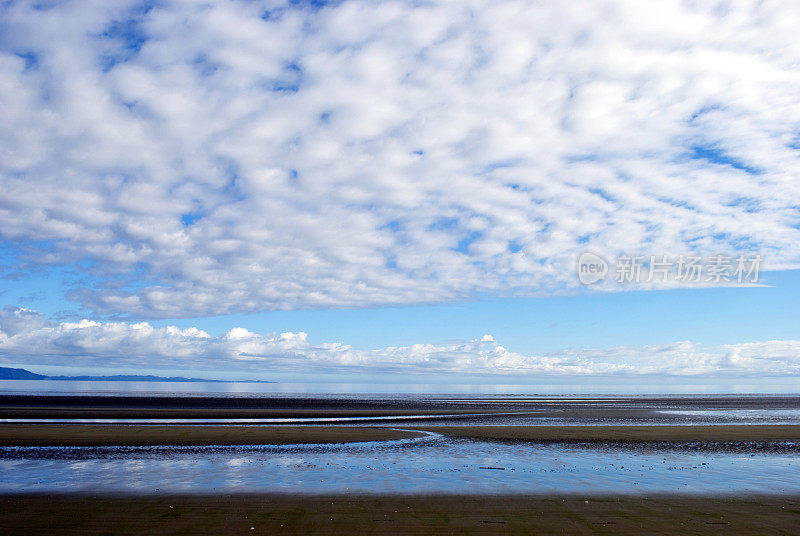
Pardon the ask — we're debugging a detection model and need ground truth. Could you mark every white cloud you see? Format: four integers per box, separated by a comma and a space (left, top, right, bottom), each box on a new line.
1, 306, 798, 377
1, 1, 800, 317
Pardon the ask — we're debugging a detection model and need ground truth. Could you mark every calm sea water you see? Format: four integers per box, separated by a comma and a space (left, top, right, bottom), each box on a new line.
2, 379, 799, 396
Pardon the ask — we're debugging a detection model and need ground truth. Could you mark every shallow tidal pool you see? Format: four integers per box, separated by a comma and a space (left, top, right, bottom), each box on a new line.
2, 430, 799, 495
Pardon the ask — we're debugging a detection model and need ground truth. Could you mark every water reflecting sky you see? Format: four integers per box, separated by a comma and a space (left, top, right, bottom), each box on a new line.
2, 379, 799, 396
2, 432, 799, 496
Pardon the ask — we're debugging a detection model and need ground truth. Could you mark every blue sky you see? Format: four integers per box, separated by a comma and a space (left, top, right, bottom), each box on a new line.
3, 242, 800, 356
151, 269, 800, 354
3, 243, 800, 356
1, 0, 800, 389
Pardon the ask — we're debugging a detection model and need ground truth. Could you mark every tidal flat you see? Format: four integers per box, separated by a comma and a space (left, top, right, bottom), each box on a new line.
2, 394, 800, 534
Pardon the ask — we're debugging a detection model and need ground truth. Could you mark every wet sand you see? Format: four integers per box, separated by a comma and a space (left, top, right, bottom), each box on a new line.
2, 423, 799, 447
2, 493, 799, 535
2, 394, 798, 423
0, 424, 424, 446
423, 424, 800, 442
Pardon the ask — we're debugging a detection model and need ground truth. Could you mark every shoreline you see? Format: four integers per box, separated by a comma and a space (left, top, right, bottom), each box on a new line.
0, 424, 426, 446
418, 424, 800, 442
1, 423, 800, 447
2, 394, 798, 423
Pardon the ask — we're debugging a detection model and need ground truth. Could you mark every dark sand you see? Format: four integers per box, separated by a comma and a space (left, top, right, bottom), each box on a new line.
2, 394, 798, 423
0, 407, 498, 418
0, 424, 424, 446
2, 494, 799, 535
422, 424, 800, 442
2, 423, 800, 446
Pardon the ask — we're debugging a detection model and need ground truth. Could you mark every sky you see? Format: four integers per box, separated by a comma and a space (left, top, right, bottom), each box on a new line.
1, 0, 799, 390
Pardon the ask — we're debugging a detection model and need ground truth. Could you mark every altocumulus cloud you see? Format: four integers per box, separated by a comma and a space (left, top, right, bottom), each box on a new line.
1, 0, 800, 317
1, 307, 799, 376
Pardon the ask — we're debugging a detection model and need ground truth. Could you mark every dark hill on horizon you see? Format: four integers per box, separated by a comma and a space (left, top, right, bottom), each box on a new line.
0, 366, 272, 383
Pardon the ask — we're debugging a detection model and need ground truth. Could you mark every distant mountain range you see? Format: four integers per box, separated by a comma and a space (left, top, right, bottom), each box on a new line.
0, 366, 272, 383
